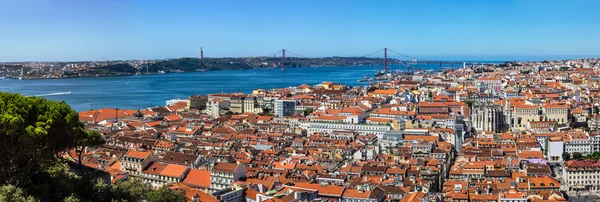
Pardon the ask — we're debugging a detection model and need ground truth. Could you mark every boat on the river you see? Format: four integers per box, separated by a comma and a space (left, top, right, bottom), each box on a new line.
357, 76, 372, 82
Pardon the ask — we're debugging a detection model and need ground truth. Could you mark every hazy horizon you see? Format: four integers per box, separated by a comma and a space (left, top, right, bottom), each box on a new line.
2, 54, 599, 63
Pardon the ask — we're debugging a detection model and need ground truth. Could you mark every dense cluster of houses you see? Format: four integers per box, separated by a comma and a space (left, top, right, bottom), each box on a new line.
71, 58, 600, 201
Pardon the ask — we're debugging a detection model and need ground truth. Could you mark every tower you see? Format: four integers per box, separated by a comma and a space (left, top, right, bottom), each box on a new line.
505, 99, 512, 130
383, 48, 387, 73
200, 47, 204, 59
281, 49, 285, 71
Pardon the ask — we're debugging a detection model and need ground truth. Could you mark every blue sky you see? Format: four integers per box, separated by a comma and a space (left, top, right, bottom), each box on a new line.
1, 0, 599, 61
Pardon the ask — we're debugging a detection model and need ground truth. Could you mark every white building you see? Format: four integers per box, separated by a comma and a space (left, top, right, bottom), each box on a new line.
210, 162, 246, 192
140, 162, 189, 188
547, 139, 564, 164
166, 98, 189, 106
563, 160, 600, 191
305, 121, 391, 139
499, 190, 527, 202
564, 135, 591, 156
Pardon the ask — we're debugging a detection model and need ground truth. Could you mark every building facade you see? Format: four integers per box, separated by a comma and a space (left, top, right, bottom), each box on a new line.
210, 162, 247, 192
562, 160, 600, 191
471, 101, 504, 133
275, 99, 296, 117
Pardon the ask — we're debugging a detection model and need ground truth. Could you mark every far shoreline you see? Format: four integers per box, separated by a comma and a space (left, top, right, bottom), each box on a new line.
1, 61, 506, 81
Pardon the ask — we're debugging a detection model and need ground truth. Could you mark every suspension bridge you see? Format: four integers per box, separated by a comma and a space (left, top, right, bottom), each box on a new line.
261, 48, 484, 74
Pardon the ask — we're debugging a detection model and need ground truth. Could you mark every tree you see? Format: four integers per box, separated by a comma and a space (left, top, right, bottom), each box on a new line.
465, 100, 475, 109
0, 185, 36, 202
590, 151, 600, 160
73, 131, 105, 170
573, 152, 583, 160
146, 187, 186, 202
303, 108, 314, 116
62, 194, 80, 202
110, 179, 185, 202
0, 92, 91, 186
262, 107, 271, 115
0, 92, 187, 202
562, 152, 571, 161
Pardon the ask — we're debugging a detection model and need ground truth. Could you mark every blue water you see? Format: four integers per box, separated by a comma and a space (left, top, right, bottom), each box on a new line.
0, 64, 457, 111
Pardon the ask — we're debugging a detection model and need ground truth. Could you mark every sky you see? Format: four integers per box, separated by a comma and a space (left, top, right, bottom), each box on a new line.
1, 0, 599, 62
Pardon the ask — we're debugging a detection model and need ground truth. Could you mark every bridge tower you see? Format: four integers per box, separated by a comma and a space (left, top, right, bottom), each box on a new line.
384, 48, 387, 72
281, 49, 286, 71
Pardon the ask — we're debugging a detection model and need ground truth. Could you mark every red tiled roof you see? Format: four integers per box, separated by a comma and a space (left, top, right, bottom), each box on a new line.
159, 164, 189, 178
182, 169, 211, 188
124, 150, 151, 159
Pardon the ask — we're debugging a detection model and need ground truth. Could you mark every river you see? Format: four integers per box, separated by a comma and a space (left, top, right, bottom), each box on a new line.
0, 64, 459, 111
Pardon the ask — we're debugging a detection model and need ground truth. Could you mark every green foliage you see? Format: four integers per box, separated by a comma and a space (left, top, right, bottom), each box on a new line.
146, 186, 187, 202
0, 92, 186, 202
0, 92, 89, 186
0, 185, 37, 202
562, 152, 571, 161
585, 151, 600, 160
63, 194, 80, 202
464, 100, 475, 109
92, 63, 137, 73
261, 107, 271, 115
75, 131, 106, 167
573, 152, 583, 160
303, 108, 314, 116
146, 58, 253, 73
109, 179, 185, 202
23, 160, 187, 202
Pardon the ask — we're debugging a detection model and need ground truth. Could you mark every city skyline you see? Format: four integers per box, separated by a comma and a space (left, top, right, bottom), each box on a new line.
1, 0, 599, 62
3, 1, 600, 200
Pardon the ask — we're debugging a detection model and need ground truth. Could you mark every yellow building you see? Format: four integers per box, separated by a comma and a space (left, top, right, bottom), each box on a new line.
252, 89, 266, 96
